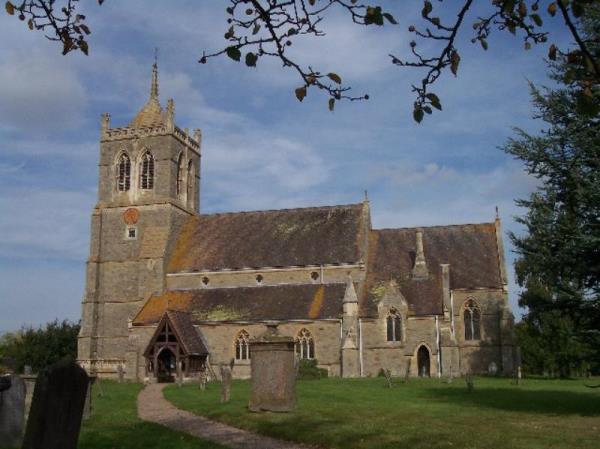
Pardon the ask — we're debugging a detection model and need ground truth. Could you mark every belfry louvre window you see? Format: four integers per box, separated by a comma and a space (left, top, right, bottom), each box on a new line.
176, 153, 184, 196
235, 330, 250, 360
296, 328, 315, 360
140, 151, 155, 189
117, 153, 131, 191
464, 299, 481, 341
386, 310, 402, 342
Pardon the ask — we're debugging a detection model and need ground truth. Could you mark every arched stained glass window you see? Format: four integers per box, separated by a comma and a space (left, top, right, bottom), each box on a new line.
296, 328, 315, 360
235, 330, 250, 360
140, 151, 155, 190
464, 299, 481, 341
116, 153, 131, 191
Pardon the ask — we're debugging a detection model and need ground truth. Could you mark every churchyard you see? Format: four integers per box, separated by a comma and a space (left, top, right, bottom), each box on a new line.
163, 376, 600, 449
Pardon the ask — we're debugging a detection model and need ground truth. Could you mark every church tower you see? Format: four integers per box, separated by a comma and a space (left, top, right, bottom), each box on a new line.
77, 60, 201, 377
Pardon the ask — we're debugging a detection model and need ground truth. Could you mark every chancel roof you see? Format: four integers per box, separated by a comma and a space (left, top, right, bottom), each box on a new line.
362, 223, 503, 316
167, 203, 368, 272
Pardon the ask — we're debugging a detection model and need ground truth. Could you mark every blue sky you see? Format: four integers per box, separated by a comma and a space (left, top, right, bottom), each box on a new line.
0, 1, 574, 333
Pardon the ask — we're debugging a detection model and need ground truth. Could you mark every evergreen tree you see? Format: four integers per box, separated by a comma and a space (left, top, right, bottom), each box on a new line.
505, 9, 600, 376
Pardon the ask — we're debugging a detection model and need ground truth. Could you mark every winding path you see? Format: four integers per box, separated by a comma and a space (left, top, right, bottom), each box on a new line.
137, 383, 312, 449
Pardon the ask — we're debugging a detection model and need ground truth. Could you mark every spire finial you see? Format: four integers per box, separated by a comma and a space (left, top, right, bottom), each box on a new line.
151, 48, 159, 99
495, 205, 499, 220
364, 190, 369, 202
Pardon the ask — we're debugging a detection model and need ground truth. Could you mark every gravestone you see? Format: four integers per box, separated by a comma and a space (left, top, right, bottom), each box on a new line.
0, 374, 26, 448
220, 360, 234, 403
488, 361, 498, 376
23, 365, 32, 375
22, 357, 89, 449
117, 364, 124, 383
248, 324, 296, 412
465, 373, 475, 393
83, 375, 97, 420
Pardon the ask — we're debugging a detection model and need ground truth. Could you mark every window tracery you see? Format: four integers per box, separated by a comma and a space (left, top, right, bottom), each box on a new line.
386, 309, 402, 342
140, 151, 155, 189
464, 299, 481, 341
296, 328, 315, 359
235, 330, 250, 360
116, 152, 131, 191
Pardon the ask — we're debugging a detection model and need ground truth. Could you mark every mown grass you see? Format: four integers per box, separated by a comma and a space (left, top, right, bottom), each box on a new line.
164, 376, 600, 449
77, 381, 227, 449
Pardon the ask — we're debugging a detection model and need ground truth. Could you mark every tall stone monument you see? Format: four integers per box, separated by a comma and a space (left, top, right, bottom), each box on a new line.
248, 324, 296, 412
22, 358, 89, 449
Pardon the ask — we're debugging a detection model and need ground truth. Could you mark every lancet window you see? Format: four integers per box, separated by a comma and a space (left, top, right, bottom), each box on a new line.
116, 153, 131, 191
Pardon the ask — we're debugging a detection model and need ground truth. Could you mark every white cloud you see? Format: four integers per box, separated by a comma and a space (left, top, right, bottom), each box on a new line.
0, 49, 87, 132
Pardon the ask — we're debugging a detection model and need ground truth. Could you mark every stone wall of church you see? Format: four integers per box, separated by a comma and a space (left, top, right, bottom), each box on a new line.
166, 265, 366, 290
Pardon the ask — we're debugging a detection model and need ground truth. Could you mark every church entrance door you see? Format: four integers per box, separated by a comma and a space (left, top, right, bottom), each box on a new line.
417, 345, 430, 377
157, 348, 177, 383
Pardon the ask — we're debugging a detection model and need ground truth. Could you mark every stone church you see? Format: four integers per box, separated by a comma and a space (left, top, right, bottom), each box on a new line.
77, 63, 517, 381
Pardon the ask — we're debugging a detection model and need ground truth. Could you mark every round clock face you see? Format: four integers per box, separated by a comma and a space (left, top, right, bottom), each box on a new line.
123, 208, 140, 225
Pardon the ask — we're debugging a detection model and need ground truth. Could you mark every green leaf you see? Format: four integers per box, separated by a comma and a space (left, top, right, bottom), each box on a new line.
426, 93, 442, 110
480, 38, 488, 50
413, 106, 424, 123
226, 46, 241, 62
450, 51, 461, 76
423, 106, 432, 114
327, 72, 342, 84
79, 40, 89, 56
530, 14, 543, 27
245, 52, 257, 67
328, 98, 335, 112
5, 1, 14, 15
295, 86, 307, 102
421, 0, 432, 17
383, 13, 397, 25
80, 24, 91, 35
252, 23, 261, 35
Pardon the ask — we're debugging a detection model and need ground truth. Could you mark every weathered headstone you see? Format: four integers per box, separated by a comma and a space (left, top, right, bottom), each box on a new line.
220, 360, 234, 403
248, 324, 296, 412
516, 365, 523, 385
22, 357, 89, 449
23, 365, 32, 375
82, 375, 97, 420
383, 369, 393, 388
198, 369, 207, 391
488, 361, 498, 376
0, 374, 26, 448
403, 358, 411, 382
117, 364, 124, 383
465, 373, 475, 393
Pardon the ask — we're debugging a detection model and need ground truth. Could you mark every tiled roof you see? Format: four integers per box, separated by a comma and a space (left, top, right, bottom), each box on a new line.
129, 97, 165, 128
166, 310, 208, 355
133, 283, 348, 325
167, 203, 368, 272
362, 223, 502, 316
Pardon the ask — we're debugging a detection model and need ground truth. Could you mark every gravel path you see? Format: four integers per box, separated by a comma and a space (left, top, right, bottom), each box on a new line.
137, 383, 313, 449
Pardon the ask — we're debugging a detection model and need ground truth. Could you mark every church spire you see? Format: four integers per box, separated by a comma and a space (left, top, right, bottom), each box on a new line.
150, 48, 159, 100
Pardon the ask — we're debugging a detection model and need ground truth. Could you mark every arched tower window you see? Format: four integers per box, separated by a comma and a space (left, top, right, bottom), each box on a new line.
235, 330, 250, 360
140, 151, 155, 190
386, 309, 402, 342
187, 160, 194, 207
116, 153, 131, 192
176, 153, 184, 197
464, 299, 481, 341
295, 328, 315, 360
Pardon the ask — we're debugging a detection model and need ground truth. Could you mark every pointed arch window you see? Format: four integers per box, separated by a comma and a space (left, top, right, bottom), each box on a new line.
296, 328, 315, 360
140, 151, 155, 190
187, 160, 194, 206
176, 153, 184, 197
116, 153, 131, 191
386, 309, 402, 342
235, 330, 250, 360
464, 299, 481, 341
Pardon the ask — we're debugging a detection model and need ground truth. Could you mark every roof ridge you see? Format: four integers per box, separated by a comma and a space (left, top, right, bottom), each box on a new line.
197, 202, 364, 218
374, 221, 495, 232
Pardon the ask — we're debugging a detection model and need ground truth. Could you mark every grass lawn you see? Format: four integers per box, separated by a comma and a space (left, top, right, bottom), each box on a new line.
164, 376, 600, 449
77, 381, 227, 449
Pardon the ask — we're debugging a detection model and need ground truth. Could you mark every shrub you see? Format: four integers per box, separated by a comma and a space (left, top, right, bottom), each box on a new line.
297, 359, 328, 380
